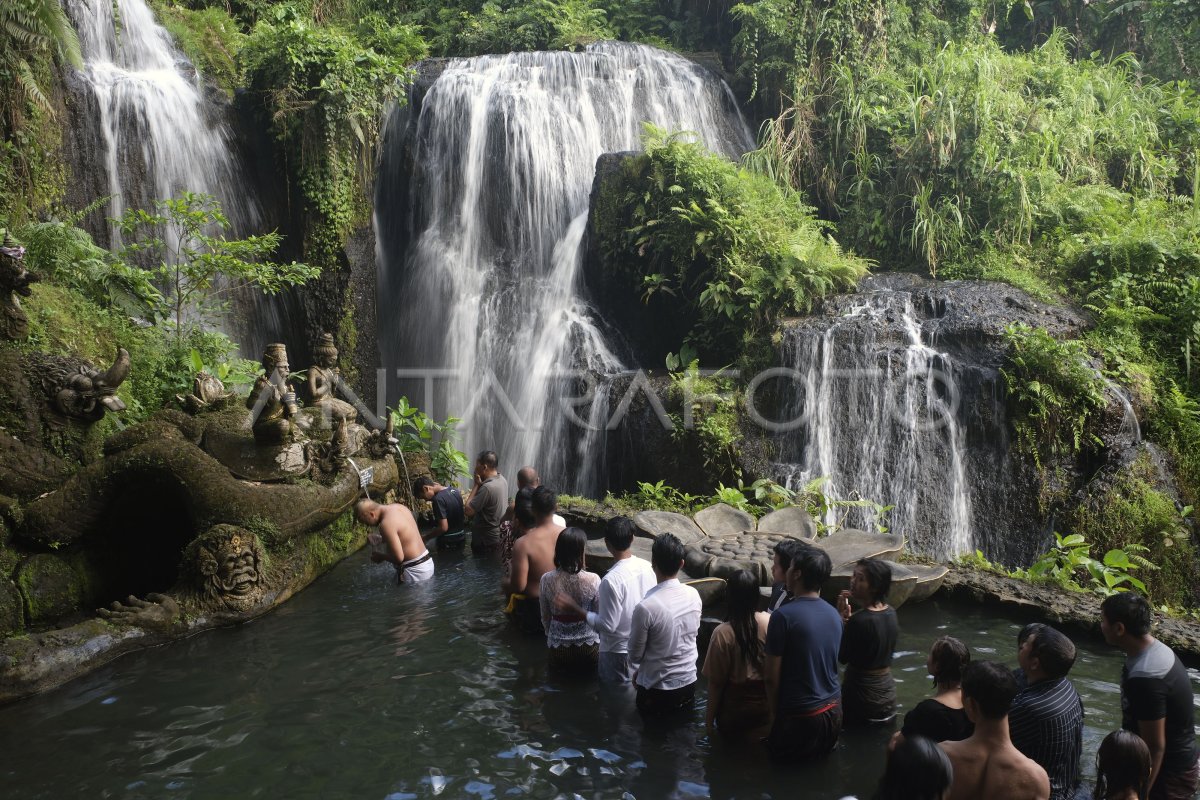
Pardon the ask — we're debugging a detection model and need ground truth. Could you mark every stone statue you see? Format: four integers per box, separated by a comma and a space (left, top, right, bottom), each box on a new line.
311, 414, 353, 475
51, 348, 131, 422
308, 332, 358, 423
97, 593, 181, 631
177, 370, 228, 414
0, 230, 38, 341
247, 343, 298, 444
185, 525, 265, 613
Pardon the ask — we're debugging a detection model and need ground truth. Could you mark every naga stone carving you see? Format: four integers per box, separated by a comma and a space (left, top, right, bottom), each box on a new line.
0, 231, 38, 341
308, 332, 358, 423
247, 343, 298, 444
49, 348, 131, 422
177, 370, 229, 414
185, 525, 265, 613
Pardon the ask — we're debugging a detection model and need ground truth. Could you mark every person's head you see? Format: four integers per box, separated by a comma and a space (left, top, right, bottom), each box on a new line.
1101, 592, 1153, 645
605, 516, 637, 553
961, 660, 1017, 722
1018, 624, 1077, 681
852, 558, 892, 605
516, 466, 539, 489
1095, 729, 1151, 800
531, 486, 557, 521
772, 540, 796, 585
728, 569, 760, 621
262, 343, 289, 380
412, 476, 437, 502
873, 734, 954, 800
786, 543, 831, 594
554, 528, 586, 575
475, 450, 499, 478
354, 498, 381, 525
927, 636, 970, 687
513, 487, 536, 530
651, 532, 685, 578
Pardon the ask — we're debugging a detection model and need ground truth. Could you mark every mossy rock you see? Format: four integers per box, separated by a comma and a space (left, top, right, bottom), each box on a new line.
694, 503, 755, 538
0, 578, 23, 634
15, 554, 85, 626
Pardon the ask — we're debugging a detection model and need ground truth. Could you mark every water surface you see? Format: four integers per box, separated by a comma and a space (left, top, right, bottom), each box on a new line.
0, 552, 1158, 798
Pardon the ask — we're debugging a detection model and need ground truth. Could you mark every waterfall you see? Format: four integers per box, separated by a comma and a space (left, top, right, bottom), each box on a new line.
376, 42, 753, 493
773, 289, 975, 558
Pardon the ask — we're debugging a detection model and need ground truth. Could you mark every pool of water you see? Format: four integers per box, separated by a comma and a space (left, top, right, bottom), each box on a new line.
0, 550, 1171, 799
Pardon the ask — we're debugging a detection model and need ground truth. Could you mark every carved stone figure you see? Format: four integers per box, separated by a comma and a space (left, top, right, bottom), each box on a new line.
177, 370, 228, 414
365, 415, 398, 460
0, 231, 38, 341
311, 415, 353, 475
50, 348, 131, 422
185, 525, 265, 613
247, 343, 298, 444
97, 593, 181, 631
308, 332, 358, 423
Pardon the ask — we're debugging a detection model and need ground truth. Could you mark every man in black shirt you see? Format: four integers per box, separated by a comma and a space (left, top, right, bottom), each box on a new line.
413, 476, 466, 549
1101, 592, 1200, 800
1009, 624, 1084, 800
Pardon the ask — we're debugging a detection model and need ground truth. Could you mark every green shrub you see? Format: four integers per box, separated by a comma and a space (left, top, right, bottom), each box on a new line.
153, 2, 245, 96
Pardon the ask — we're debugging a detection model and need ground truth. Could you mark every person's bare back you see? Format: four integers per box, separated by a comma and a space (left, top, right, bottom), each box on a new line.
504, 521, 563, 598
378, 503, 427, 563
941, 728, 1050, 800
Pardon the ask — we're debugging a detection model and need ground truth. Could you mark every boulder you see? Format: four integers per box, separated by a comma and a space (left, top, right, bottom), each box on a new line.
0, 579, 22, 635
685, 577, 726, 607
907, 564, 950, 604
15, 555, 85, 626
586, 536, 653, 575
756, 507, 817, 540
694, 503, 755, 538
633, 510, 707, 544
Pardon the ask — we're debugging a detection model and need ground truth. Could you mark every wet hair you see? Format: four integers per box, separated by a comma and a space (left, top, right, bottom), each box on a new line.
476, 450, 498, 470
772, 540, 796, 572
513, 487, 535, 529
1102, 592, 1153, 638
961, 660, 1017, 720
531, 486, 557, 518
726, 569, 764, 673
1028, 625, 1077, 680
353, 498, 378, 522
1095, 729, 1151, 800
605, 516, 637, 552
873, 734, 954, 800
651, 532, 685, 577
554, 528, 586, 575
856, 558, 892, 604
516, 466, 538, 488
791, 543, 832, 592
929, 636, 970, 687
411, 476, 435, 496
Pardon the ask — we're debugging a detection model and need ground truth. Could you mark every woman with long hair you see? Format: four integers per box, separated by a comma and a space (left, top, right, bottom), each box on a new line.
701, 569, 771, 741
891, 635, 973, 748
538, 528, 600, 671
874, 734, 954, 800
838, 558, 899, 724
1094, 730, 1152, 800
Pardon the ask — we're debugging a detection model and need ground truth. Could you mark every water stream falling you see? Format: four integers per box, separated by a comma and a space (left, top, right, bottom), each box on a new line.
66, 0, 256, 239
773, 289, 975, 558
376, 42, 753, 493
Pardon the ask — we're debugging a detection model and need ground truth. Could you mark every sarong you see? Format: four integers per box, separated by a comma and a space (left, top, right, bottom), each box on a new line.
504, 593, 543, 635
842, 666, 896, 724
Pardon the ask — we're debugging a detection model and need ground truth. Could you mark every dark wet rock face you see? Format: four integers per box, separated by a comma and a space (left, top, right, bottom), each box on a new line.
770, 274, 1089, 565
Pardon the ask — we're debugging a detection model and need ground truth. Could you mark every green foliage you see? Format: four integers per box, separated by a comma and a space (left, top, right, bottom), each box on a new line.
186, 347, 260, 392
666, 359, 742, 479
631, 480, 705, 513
115, 192, 317, 344
1001, 323, 1107, 465
389, 397, 470, 486
596, 125, 868, 360
1011, 532, 1154, 596
152, 2, 246, 97
0, 0, 81, 126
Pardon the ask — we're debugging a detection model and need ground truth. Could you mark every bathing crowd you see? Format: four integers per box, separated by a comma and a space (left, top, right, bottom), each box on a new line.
354, 450, 1199, 800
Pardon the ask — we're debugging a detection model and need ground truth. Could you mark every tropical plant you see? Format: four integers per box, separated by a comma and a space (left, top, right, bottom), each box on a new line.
0, 0, 82, 126
388, 397, 470, 486
115, 192, 317, 344
186, 347, 261, 393
1013, 532, 1156, 597
632, 480, 705, 513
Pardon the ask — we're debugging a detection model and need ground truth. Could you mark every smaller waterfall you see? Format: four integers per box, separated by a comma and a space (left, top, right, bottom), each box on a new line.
773, 290, 974, 558
67, 0, 255, 239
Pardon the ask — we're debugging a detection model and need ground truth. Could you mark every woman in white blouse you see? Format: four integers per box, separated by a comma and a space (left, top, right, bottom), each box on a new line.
539, 528, 600, 671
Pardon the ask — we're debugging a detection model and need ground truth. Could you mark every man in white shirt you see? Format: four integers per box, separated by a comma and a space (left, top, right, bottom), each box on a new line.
628, 532, 702, 716
556, 516, 656, 684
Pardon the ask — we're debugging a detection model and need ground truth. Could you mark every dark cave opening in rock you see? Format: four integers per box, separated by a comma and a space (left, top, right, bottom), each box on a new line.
86, 476, 198, 604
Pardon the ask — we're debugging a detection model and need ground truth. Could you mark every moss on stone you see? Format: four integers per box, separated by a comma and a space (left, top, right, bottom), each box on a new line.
0, 578, 23, 635
15, 554, 86, 626
303, 511, 362, 574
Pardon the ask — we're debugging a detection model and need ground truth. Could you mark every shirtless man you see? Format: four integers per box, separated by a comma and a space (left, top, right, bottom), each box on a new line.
355, 498, 434, 584
501, 486, 563, 634
941, 660, 1050, 800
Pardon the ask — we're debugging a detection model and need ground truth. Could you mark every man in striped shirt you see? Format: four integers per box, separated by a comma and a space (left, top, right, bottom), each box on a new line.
1010, 623, 1084, 800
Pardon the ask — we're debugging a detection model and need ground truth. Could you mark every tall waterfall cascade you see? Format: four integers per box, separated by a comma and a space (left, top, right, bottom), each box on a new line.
772, 289, 975, 559
376, 42, 754, 492
65, 0, 256, 241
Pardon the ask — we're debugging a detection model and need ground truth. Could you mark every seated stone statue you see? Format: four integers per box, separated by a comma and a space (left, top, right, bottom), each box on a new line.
0, 230, 38, 341
246, 343, 299, 444
308, 332, 358, 423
